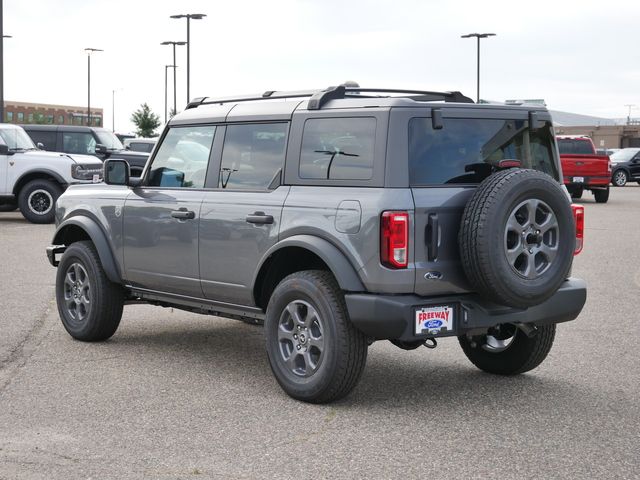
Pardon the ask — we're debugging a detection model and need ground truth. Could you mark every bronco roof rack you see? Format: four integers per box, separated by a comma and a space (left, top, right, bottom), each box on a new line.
185, 85, 474, 110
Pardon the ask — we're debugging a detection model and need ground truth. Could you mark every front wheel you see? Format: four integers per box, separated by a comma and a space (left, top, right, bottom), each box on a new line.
264, 270, 368, 403
18, 179, 62, 223
458, 323, 555, 375
612, 170, 628, 187
56, 241, 124, 341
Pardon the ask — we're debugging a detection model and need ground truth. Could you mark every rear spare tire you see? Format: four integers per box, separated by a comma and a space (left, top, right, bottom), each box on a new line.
459, 169, 574, 308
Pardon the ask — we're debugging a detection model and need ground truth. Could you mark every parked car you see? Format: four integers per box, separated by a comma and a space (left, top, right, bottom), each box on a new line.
609, 148, 640, 186
556, 135, 611, 202
123, 137, 157, 153
0, 124, 102, 223
21, 125, 149, 177
596, 148, 620, 156
46, 86, 586, 403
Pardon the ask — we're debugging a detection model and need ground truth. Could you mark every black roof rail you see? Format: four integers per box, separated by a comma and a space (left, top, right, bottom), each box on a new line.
185, 90, 319, 109
342, 88, 474, 104
183, 86, 473, 111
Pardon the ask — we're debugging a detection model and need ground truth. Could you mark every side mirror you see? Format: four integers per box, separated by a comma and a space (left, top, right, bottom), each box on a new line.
104, 159, 131, 186
0, 144, 9, 155
37, 142, 44, 149
95, 143, 108, 155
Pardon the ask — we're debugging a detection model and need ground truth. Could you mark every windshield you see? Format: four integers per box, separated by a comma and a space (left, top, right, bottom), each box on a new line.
408, 118, 558, 185
95, 130, 124, 150
0, 127, 37, 151
610, 149, 640, 162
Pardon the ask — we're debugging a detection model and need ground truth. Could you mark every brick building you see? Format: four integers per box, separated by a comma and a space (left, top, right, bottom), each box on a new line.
3, 101, 103, 127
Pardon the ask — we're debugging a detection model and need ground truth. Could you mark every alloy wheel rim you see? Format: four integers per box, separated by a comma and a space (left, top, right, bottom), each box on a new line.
504, 199, 559, 280
27, 189, 53, 215
614, 171, 626, 185
277, 300, 325, 377
63, 262, 92, 324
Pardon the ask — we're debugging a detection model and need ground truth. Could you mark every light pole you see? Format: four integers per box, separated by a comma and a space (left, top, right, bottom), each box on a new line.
84, 47, 103, 126
160, 41, 186, 115
0, 0, 10, 123
170, 13, 206, 104
112, 88, 123, 132
164, 64, 175, 123
461, 32, 495, 103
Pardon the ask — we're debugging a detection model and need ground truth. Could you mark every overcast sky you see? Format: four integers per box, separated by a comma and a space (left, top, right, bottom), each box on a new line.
4, 0, 640, 133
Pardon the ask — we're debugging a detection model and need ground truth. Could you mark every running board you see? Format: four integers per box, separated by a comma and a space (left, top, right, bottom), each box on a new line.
126, 286, 265, 322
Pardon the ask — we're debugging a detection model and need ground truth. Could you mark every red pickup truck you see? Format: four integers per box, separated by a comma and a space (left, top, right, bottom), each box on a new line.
557, 135, 611, 203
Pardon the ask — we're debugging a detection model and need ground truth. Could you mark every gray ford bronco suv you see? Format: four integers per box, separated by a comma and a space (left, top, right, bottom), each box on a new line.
47, 86, 587, 403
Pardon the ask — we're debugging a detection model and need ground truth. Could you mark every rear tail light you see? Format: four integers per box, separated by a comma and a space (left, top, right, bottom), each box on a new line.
381, 211, 409, 268
607, 160, 612, 174
571, 204, 584, 255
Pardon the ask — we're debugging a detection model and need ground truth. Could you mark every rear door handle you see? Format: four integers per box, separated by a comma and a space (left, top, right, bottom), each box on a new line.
171, 208, 195, 220
246, 211, 274, 224
426, 213, 439, 261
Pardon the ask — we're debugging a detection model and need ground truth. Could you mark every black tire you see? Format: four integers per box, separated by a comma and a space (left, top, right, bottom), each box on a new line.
56, 241, 124, 341
264, 270, 368, 403
0, 202, 18, 212
570, 187, 583, 199
593, 187, 609, 203
612, 169, 628, 187
459, 169, 574, 308
18, 179, 62, 224
458, 324, 555, 375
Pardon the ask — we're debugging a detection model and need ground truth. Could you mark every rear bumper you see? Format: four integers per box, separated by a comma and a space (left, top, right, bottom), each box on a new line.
345, 278, 586, 342
564, 177, 610, 188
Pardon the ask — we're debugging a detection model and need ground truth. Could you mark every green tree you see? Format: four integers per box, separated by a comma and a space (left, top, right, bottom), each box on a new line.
130, 103, 161, 137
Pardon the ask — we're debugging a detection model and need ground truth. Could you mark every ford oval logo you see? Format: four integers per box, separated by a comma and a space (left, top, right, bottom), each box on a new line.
426, 320, 443, 329
424, 271, 443, 280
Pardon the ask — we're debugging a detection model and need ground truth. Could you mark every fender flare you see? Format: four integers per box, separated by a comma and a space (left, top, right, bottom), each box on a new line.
53, 216, 121, 284
13, 169, 67, 194
253, 235, 365, 292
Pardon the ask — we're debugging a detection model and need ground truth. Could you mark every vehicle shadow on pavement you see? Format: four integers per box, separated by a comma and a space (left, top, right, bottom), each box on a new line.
92, 318, 603, 411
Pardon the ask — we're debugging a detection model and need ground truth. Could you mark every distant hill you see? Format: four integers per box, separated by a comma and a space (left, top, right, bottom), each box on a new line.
548, 110, 622, 127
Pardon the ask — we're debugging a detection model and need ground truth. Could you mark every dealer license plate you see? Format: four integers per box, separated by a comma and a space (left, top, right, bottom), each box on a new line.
415, 306, 454, 335
573, 176, 584, 183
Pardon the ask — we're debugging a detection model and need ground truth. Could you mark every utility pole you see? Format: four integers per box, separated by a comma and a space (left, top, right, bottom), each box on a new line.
624, 104, 635, 125
161, 41, 186, 115
461, 32, 496, 103
164, 64, 175, 123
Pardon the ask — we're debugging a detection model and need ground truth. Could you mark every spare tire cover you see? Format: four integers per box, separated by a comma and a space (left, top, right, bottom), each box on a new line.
458, 169, 575, 308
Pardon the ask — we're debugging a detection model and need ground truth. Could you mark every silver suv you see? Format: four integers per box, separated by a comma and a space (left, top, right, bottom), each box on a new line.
47, 86, 587, 403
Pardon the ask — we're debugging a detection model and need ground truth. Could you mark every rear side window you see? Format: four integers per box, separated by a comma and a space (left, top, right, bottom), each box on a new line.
147, 125, 215, 188
299, 117, 375, 180
218, 123, 288, 190
557, 138, 594, 155
408, 118, 558, 185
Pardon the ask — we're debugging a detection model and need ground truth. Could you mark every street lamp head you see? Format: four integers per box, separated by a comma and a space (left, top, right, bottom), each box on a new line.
2, 35, 12, 38
84, 47, 104, 53
171, 13, 207, 19
161, 41, 187, 46
461, 33, 496, 39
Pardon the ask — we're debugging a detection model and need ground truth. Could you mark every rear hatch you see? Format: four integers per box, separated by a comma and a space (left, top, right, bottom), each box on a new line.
408, 112, 559, 296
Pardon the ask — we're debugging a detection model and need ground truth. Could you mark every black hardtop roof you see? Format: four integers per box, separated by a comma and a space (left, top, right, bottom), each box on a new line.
19, 124, 109, 133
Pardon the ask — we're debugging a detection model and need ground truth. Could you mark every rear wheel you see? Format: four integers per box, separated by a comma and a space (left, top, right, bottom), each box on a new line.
56, 241, 124, 341
612, 170, 628, 187
593, 188, 609, 203
264, 270, 368, 403
458, 324, 555, 375
18, 179, 62, 224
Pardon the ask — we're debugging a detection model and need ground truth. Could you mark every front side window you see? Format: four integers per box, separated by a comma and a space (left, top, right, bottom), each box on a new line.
299, 117, 376, 180
408, 118, 558, 185
218, 123, 288, 190
63, 132, 96, 154
147, 125, 215, 189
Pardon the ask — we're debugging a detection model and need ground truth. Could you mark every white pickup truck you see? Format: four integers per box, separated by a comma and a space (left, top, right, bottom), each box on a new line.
0, 124, 103, 223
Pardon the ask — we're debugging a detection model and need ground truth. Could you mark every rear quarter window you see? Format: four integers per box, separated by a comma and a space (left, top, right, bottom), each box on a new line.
557, 139, 594, 155
408, 117, 558, 185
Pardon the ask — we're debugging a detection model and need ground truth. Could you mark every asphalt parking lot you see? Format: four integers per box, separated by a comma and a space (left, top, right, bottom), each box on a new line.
1, 187, 639, 480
